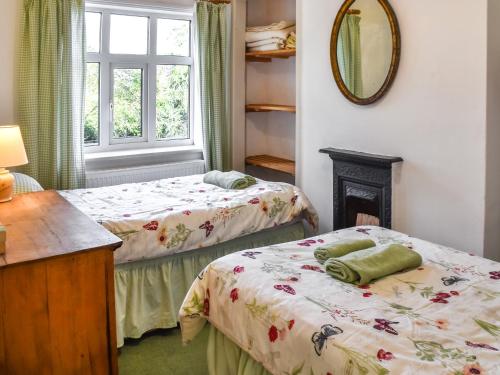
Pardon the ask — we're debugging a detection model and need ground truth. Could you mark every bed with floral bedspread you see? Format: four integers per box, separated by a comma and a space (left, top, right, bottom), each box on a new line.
60, 174, 317, 264
180, 226, 500, 375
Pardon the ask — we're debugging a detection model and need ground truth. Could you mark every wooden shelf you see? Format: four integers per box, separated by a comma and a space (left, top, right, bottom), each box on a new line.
246, 104, 296, 113
246, 48, 296, 62
245, 155, 295, 176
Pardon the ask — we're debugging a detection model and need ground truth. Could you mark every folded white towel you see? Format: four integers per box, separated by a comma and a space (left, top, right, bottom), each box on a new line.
247, 42, 285, 52
246, 20, 295, 33
246, 37, 285, 48
245, 26, 296, 44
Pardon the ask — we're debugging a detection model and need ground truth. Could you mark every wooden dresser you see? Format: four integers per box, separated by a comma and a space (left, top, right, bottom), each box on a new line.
0, 191, 122, 374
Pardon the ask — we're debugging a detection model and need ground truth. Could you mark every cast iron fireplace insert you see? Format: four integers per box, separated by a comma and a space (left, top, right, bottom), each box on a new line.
319, 148, 403, 230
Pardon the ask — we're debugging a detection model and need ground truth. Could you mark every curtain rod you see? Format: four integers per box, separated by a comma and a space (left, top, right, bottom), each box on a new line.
347, 9, 361, 15
204, 0, 231, 3
86, 1, 192, 14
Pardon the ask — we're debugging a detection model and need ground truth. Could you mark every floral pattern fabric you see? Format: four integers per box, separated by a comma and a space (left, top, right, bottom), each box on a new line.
60, 174, 317, 264
180, 226, 500, 375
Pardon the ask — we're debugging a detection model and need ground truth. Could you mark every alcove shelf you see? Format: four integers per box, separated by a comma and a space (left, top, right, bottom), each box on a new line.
244, 1, 296, 184
245, 155, 296, 176
245, 104, 296, 113
246, 48, 296, 62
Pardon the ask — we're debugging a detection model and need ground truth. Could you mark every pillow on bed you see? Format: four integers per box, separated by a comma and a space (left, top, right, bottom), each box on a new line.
12, 173, 44, 195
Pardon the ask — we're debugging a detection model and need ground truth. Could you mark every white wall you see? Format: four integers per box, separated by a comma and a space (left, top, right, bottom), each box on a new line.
0, 0, 19, 125
297, 0, 491, 256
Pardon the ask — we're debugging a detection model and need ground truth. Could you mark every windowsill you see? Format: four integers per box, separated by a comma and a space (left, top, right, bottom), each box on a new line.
85, 145, 203, 160
85, 145, 204, 171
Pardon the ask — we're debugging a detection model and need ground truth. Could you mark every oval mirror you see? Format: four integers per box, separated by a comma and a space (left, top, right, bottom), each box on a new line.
330, 0, 401, 105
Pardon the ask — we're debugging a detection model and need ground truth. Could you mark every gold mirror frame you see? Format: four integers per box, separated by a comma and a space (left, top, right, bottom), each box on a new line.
330, 0, 401, 105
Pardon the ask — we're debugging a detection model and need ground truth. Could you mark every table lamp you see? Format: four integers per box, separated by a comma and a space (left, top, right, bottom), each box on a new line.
0, 125, 28, 203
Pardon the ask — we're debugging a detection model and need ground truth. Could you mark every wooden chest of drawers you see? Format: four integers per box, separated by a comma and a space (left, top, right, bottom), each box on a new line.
0, 191, 122, 374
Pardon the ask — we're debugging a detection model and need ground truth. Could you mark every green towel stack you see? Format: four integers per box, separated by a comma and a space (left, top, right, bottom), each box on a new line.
314, 239, 376, 264
325, 244, 423, 285
203, 170, 257, 190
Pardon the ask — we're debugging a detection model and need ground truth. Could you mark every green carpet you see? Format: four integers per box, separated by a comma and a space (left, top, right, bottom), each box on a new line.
118, 326, 210, 375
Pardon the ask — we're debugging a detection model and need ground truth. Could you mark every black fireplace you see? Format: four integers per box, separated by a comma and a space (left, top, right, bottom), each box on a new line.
319, 148, 403, 230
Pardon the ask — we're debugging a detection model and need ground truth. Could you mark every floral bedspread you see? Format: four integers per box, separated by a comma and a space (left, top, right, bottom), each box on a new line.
59, 174, 317, 264
180, 226, 500, 375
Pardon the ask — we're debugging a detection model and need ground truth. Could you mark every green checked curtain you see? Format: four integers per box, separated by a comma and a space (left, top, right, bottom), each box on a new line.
196, 1, 232, 172
337, 14, 363, 98
18, 0, 86, 190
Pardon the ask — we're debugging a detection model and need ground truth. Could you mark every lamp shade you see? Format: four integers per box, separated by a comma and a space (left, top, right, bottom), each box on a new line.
0, 125, 28, 168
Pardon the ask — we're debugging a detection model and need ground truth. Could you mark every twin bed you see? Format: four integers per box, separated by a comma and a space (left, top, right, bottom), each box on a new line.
180, 226, 500, 375
59, 174, 317, 347
26, 171, 498, 373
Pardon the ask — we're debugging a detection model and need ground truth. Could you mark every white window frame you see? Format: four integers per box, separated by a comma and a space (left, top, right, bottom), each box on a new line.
85, 3, 195, 153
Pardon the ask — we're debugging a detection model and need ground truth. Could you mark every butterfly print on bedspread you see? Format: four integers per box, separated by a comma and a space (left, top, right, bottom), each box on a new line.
242, 251, 262, 259
373, 319, 399, 335
199, 221, 214, 237
197, 269, 206, 280
442, 275, 469, 286
311, 324, 343, 356
356, 227, 372, 235
297, 239, 320, 247
490, 271, 500, 280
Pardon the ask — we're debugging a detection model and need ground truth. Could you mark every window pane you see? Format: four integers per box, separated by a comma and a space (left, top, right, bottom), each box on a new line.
110, 15, 148, 55
157, 19, 190, 56
113, 68, 143, 139
156, 65, 190, 140
84, 63, 100, 145
86, 12, 101, 53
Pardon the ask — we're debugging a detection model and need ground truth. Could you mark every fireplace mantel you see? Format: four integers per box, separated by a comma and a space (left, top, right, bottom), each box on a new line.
319, 148, 403, 168
320, 148, 403, 230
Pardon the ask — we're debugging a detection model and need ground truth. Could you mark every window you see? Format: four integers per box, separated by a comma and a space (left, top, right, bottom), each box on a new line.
84, 5, 194, 152
157, 19, 190, 56
156, 65, 190, 140
112, 67, 145, 139
110, 15, 148, 55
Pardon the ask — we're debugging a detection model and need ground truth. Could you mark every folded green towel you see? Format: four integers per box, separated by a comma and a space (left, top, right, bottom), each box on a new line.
203, 170, 257, 190
314, 239, 376, 264
325, 244, 423, 285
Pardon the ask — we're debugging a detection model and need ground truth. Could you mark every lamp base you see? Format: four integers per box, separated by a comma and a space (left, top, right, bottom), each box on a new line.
0, 169, 14, 203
